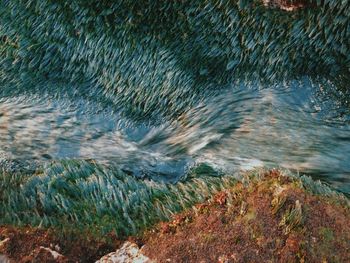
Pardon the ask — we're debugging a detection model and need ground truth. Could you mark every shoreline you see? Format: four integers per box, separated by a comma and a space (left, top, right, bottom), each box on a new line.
1, 169, 349, 262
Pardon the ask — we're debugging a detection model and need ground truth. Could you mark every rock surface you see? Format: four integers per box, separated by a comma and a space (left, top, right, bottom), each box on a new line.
96, 242, 153, 263
21, 247, 68, 263
143, 170, 350, 262
0, 226, 119, 262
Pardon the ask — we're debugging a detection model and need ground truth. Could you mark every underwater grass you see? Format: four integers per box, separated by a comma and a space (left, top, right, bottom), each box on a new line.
0, 0, 349, 240
0, 0, 349, 119
0, 160, 237, 237
1, 162, 348, 238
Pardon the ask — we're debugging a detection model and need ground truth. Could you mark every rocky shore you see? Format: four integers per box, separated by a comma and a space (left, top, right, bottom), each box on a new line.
1, 170, 349, 262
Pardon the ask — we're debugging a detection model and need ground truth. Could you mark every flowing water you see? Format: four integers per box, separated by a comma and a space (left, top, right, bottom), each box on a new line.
1, 76, 349, 193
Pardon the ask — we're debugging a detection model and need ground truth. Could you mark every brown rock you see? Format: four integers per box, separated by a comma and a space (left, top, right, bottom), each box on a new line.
21, 247, 68, 263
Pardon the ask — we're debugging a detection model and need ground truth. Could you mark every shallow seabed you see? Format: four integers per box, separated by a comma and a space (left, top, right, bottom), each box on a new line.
1, 76, 349, 193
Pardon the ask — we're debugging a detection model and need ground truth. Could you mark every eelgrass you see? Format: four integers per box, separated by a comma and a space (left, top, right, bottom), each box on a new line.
0, 0, 349, 239
1, 0, 349, 120
0, 160, 237, 237
1, 163, 348, 238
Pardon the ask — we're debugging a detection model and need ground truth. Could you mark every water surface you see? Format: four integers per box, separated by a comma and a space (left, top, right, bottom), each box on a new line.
1, 76, 349, 193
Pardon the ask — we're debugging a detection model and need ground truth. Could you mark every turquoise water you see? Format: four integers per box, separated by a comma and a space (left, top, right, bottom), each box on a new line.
1, 76, 349, 193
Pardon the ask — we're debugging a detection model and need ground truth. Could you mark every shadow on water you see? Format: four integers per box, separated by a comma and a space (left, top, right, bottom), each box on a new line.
1, 75, 350, 193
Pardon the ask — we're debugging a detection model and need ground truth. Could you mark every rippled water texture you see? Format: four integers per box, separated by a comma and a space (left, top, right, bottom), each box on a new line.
1, 77, 349, 193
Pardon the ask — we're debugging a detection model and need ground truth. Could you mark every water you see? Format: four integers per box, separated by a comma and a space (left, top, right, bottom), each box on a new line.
1, 76, 349, 193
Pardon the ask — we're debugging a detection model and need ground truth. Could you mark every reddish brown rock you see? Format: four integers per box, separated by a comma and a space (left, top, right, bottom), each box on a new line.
142, 170, 350, 263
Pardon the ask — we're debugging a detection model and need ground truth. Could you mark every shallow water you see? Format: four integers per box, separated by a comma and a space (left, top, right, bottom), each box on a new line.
1, 76, 349, 193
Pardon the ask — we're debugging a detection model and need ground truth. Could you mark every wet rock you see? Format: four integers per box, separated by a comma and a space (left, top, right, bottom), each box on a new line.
96, 242, 153, 263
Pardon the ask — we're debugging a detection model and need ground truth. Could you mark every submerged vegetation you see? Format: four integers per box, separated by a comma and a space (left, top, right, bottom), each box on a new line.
0, 161, 237, 237
1, 163, 348, 240
1, 0, 349, 119
0, 0, 349, 261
